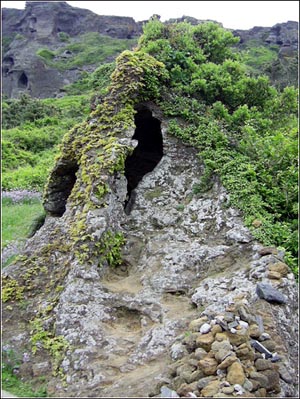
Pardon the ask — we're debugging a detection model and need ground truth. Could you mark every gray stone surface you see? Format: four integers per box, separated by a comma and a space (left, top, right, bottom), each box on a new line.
256, 282, 288, 304
2, 121, 298, 397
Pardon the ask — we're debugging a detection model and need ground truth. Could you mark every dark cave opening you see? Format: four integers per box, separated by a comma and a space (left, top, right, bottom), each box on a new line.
124, 105, 163, 214
3, 56, 14, 66
18, 72, 28, 88
43, 161, 79, 217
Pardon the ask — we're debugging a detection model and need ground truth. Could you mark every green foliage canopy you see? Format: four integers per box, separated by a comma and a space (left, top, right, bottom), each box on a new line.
138, 18, 298, 276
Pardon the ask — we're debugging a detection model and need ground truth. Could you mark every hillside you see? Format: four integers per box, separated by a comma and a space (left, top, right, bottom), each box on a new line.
2, 1, 142, 98
2, 15, 298, 399
2, 1, 298, 98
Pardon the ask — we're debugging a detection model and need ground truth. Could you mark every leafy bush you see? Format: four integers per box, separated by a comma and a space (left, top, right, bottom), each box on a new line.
2, 94, 90, 191
2, 94, 58, 129
140, 18, 298, 275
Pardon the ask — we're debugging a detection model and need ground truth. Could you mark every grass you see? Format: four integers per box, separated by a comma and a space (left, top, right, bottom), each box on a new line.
2, 349, 47, 397
1, 198, 44, 251
239, 39, 279, 75
37, 32, 137, 70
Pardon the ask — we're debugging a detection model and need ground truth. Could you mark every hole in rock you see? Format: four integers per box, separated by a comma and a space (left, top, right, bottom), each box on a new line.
124, 105, 163, 214
3, 56, 14, 66
44, 161, 79, 217
18, 72, 28, 88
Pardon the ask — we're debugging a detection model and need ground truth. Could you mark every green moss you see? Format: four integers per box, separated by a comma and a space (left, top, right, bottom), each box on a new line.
97, 231, 126, 268
30, 316, 70, 377
42, 49, 168, 266
36, 48, 55, 61
2, 277, 25, 302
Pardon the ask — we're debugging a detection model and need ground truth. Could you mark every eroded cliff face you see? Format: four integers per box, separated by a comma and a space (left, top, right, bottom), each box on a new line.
2, 51, 298, 397
2, 1, 142, 98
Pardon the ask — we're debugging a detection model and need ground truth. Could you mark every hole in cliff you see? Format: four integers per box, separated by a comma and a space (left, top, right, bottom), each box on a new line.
18, 72, 28, 88
3, 56, 14, 66
43, 161, 79, 217
124, 105, 163, 214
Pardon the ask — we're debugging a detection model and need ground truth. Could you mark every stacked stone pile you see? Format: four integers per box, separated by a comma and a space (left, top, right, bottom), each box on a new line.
156, 292, 294, 397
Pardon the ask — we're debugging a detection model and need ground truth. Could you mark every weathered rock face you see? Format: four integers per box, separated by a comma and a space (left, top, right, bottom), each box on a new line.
2, 1, 143, 98
232, 21, 299, 89
2, 102, 298, 397
10, 1, 142, 40
233, 21, 299, 50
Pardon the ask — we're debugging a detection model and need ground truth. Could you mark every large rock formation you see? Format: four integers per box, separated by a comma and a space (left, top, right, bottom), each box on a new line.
2, 1, 142, 98
233, 21, 299, 49
232, 21, 299, 89
2, 47, 298, 398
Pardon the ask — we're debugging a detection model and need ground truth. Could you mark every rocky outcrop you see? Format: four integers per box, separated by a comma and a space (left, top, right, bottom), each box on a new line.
2, 1, 143, 98
2, 48, 298, 397
233, 21, 298, 50
2, 1, 142, 42
232, 21, 298, 89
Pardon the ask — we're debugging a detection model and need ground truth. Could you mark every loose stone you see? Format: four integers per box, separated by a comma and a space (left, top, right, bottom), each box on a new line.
268, 262, 289, 277
267, 271, 282, 280
217, 354, 237, 369
197, 376, 217, 390
227, 361, 246, 385
249, 371, 269, 388
254, 358, 273, 371
256, 282, 287, 304
258, 247, 278, 256
278, 363, 293, 383
211, 339, 233, 362
221, 385, 235, 394
160, 386, 179, 397
201, 380, 220, 397
211, 324, 223, 336
195, 332, 214, 351
258, 332, 270, 341
200, 323, 212, 334
194, 347, 207, 360
198, 356, 218, 375
188, 317, 208, 332
170, 343, 188, 360
243, 378, 253, 392
177, 382, 197, 397
254, 387, 267, 397
249, 324, 261, 339
260, 369, 280, 392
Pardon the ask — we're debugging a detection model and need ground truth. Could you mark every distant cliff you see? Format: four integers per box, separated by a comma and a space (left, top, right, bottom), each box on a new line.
2, 1, 143, 98
2, 1, 298, 98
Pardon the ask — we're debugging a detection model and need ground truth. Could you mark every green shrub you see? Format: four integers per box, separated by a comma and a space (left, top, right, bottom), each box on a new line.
2, 94, 58, 129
